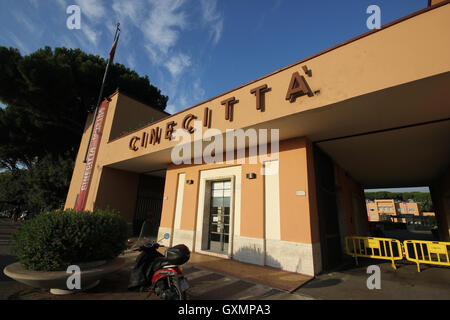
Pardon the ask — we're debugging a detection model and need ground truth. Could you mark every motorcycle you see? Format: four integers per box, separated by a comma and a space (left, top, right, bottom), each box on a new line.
19, 211, 29, 222
128, 233, 191, 300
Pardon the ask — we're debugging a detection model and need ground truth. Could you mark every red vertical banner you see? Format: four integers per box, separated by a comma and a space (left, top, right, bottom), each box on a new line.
75, 100, 109, 211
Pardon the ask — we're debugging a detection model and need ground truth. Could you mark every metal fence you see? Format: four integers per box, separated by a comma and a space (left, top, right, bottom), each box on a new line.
345, 236, 450, 272
403, 240, 450, 272
345, 236, 403, 270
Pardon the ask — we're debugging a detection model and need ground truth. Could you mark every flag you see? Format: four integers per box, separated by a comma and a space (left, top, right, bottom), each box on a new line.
109, 31, 120, 64
83, 23, 120, 164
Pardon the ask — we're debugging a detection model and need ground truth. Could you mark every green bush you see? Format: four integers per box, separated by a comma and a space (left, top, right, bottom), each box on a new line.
11, 209, 128, 271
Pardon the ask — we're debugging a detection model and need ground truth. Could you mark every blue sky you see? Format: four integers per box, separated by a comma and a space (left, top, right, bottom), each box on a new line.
0, 0, 428, 113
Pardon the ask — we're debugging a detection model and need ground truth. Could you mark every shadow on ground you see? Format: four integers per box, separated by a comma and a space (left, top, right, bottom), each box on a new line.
0, 254, 18, 281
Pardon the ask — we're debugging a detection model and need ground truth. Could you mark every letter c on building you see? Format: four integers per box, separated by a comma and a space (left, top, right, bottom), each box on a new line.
182, 114, 197, 134
129, 136, 140, 151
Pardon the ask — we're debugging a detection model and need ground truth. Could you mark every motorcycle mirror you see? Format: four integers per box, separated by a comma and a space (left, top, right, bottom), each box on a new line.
156, 233, 171, 243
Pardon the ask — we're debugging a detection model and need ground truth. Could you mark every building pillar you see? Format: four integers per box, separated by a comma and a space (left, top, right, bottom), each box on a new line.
430, 166, 450, 242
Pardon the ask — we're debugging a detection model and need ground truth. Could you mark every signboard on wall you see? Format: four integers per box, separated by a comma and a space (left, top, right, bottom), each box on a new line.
127, 67, 316, 152
75, 100, 109, 211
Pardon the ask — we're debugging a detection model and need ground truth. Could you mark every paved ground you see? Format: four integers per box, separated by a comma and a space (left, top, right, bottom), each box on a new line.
2, 217, 449, 300
0, 218, 310, 300
293, 228, 450, 300
383, 228, 435, 242
294, 258, 450, 300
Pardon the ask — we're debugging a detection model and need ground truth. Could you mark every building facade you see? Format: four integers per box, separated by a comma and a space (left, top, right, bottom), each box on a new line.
65, 1, 450, 276
366, 199, 433, 223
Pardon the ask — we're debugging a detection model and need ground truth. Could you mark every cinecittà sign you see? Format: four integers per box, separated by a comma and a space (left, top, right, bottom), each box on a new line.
129, 66, 315, 152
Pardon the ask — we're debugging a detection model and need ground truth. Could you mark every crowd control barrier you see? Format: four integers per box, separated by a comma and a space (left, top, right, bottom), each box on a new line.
345, 236, 403, 270
403, 240, 450, 272
345, 236, 450, 272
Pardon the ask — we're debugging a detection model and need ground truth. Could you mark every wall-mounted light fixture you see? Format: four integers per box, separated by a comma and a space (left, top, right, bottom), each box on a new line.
186, 180, 194, 185
246, 173, 257, 180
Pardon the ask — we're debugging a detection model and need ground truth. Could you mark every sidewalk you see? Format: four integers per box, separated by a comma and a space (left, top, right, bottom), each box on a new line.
1, 218, 309, 300
187, 252, 313, 292
294, 258, 450, 300
2, 218, 449, 300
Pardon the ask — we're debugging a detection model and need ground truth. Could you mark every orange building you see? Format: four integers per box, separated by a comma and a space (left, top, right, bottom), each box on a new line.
366, 200, 434, 222
65, 1, 450, 276
422, 212, 436, 217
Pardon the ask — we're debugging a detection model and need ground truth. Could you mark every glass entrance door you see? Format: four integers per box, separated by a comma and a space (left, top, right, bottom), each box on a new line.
208, 181, 231, 254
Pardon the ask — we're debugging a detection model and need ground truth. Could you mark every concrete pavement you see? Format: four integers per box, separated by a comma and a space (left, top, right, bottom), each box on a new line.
2, 217, 449, 300
0, 218, 311, 300
294, 258, 450, 300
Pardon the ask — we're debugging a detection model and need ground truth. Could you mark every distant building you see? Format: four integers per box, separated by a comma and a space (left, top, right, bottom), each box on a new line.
366, 199, 434, 223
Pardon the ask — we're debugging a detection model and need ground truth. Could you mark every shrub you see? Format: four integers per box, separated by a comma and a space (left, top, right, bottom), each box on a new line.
11, 208, 128, 271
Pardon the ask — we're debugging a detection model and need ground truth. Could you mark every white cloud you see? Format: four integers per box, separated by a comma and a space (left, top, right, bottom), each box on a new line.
104, 22, 116, 39
164, 53, 191, 78
46, 0, 219, 115
144, 43, 160, 64
8, 32, 29, 54
143, 0, 187, 60
193, 79, 206, 101
60, 35, 77, 49
56, 0, 67, 9
13, 11, 39, 35
200, 0, 224, 45
110, 0, 145, 46
126, 54, 136, 69
112, 0, 145, 26
74, 0, 106, 21
81, 23, 102, 46
166, 104, 177, 114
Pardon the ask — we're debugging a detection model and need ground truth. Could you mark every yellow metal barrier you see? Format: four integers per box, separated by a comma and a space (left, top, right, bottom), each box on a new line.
345, 236, 404, 270
403, 240, 450, 272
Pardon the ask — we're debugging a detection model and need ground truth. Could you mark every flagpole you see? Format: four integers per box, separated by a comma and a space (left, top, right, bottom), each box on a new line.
83, 23, 120, 163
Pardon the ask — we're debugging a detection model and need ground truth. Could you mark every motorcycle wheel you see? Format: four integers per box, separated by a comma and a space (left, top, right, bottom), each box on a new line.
157, 277, 185, 300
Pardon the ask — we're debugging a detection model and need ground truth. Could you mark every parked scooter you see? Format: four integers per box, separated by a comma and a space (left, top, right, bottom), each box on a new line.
128, 233, 190, 300
18, 211, 29, 222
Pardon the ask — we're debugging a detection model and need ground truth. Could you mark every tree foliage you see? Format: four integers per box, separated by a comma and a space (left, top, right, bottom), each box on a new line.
0, 46, 168, 213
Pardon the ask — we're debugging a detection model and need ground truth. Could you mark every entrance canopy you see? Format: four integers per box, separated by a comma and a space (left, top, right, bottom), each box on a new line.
105, 4, 450, 190
108, 71, 450, 189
